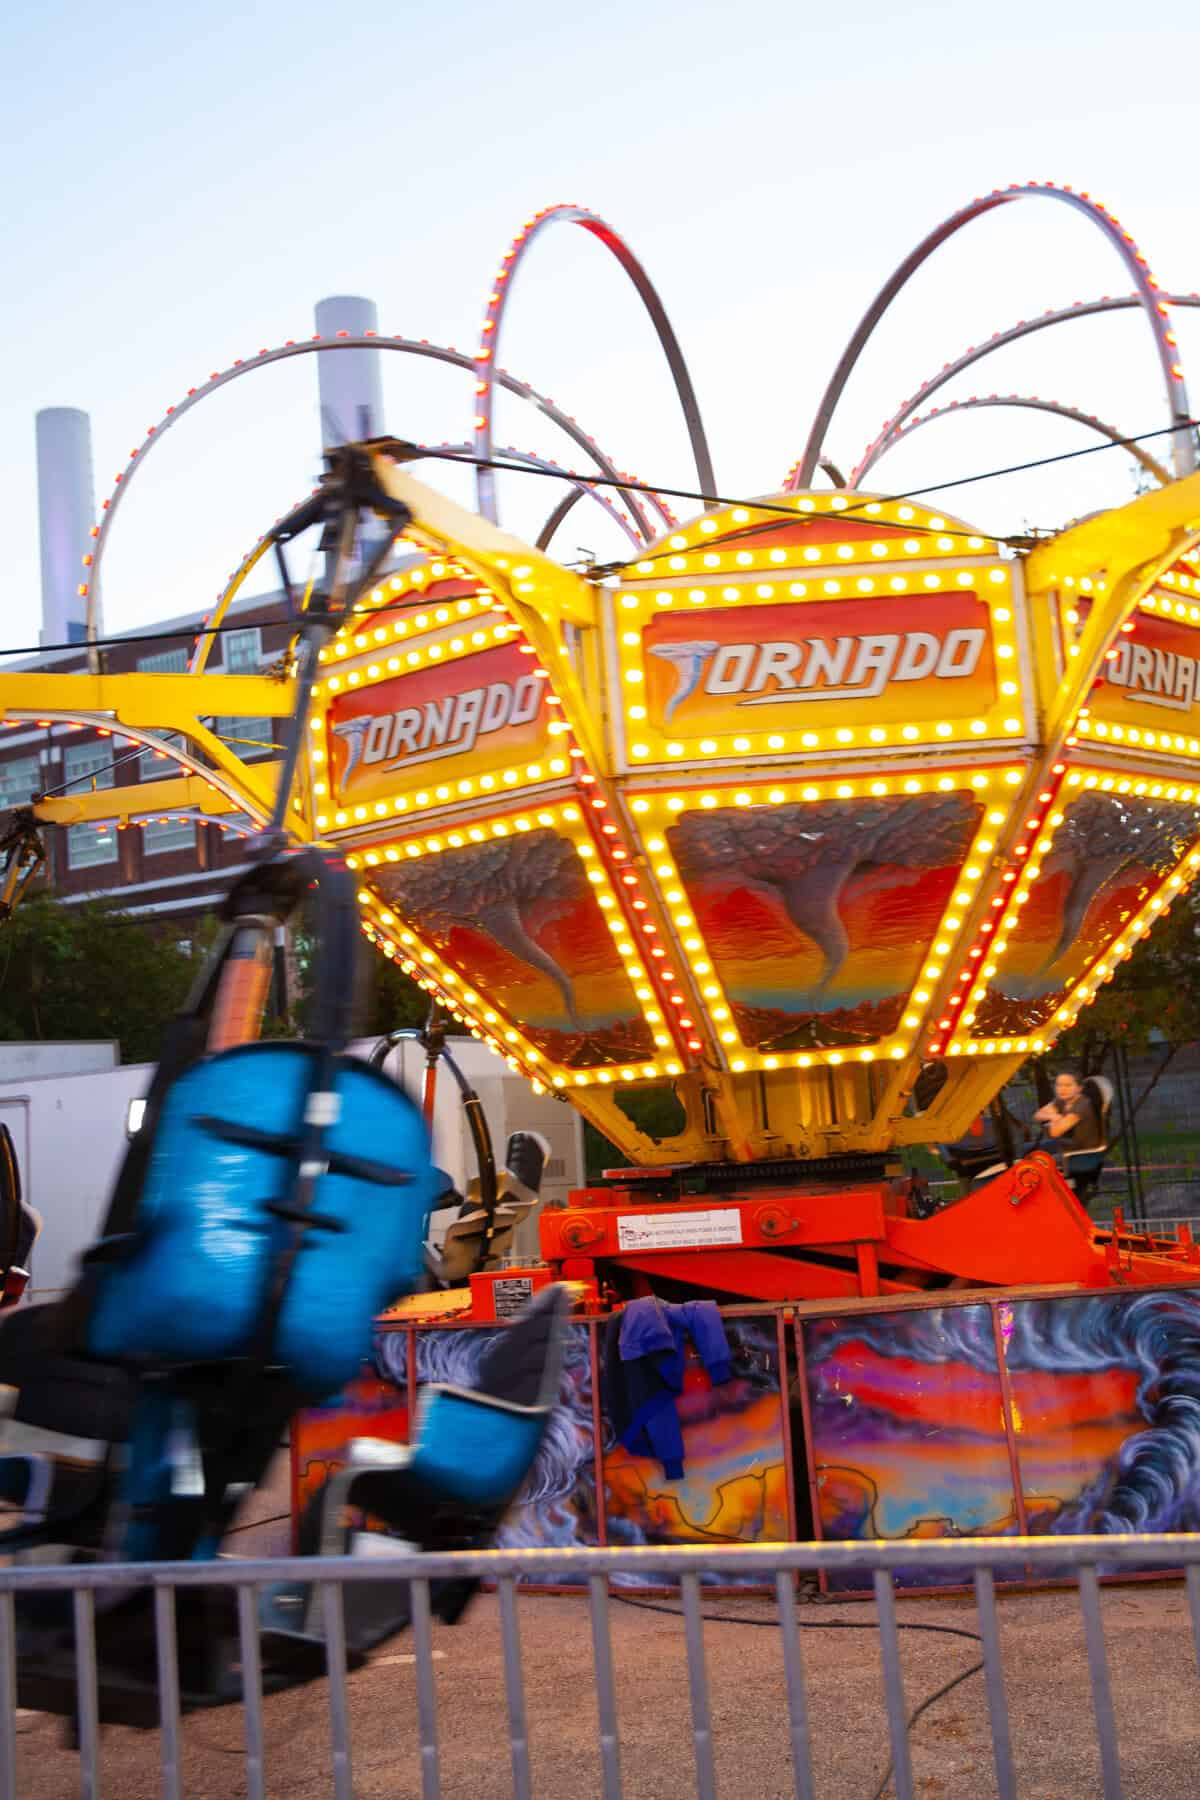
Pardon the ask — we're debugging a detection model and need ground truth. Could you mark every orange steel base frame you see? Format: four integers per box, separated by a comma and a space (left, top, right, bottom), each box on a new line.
538, 1152, 1200, 1305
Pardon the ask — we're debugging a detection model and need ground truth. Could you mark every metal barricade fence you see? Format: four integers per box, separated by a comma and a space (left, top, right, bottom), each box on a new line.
1, 1534, 1198, 1800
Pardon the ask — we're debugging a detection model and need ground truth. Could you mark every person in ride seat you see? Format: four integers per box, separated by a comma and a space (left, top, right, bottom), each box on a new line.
1031, 1068, 1103, 1160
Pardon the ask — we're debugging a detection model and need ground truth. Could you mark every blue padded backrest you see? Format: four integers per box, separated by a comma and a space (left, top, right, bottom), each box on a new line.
409, 1387, 547, 1508
85, 1043, 439, 1398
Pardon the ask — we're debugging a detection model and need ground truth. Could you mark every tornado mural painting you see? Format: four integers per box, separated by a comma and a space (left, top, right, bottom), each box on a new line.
292, 1367, 411, 1540
972, 789, 1200, 1036
388, 1324, 602, 1556
803, 1289, 1200, 1591
667, 792, 981, 1049
599, 1317, 789, 1587
372, 827, 654, 1065
291, 1319, 789, 1587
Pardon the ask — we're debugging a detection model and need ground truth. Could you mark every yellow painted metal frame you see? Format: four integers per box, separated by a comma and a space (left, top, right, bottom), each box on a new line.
4, 456, 1200, 1166
609, 511, 1023, 769
0, 672, 298, 829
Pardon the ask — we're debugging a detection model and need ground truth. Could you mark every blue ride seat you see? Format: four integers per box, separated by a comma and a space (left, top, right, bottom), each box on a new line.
260, 1281, 571, 1662
84, 1040, 440, 1399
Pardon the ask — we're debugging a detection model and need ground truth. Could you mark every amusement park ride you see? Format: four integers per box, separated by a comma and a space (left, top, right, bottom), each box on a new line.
0, 181, 1197, 1716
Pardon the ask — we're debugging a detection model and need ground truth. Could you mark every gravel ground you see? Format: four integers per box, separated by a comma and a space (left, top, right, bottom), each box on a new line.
11, 1578, 1200, 1798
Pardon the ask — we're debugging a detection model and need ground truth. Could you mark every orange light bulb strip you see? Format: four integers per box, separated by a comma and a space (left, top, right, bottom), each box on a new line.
944, 765, 1200, 1054
925, 761, 1069, 1057
624, 768, 1015, 1073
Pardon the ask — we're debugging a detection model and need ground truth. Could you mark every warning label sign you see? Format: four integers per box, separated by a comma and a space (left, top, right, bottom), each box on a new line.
491, 1276, 536, 1319
616, 1210, 743, 1252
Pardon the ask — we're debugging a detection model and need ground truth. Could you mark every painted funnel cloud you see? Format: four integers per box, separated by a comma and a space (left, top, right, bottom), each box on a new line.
649, 642, 719, 723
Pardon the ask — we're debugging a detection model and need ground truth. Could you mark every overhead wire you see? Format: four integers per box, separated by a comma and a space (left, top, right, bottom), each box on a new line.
409, 410, 1200, 541
4, 409, 1198, 669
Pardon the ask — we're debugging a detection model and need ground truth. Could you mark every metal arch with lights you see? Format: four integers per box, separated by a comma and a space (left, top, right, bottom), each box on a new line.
788, 182, 1197, 489
189, 439, 656, 690
847, 292, 1200, 490
7, 190, 1200, 1310
405, 442, 646, 550
81, 332, 680, 652
854, 395, 1174, 490
471, 204, 717, 523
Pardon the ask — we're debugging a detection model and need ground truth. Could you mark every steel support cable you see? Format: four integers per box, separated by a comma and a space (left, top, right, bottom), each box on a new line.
847, 292, 1200, 487
404, 442, 644, 550
11, 407, 1200, 671
472, 205, 717, 522
408, 417, 1200, 545
790, 184, 1197, 490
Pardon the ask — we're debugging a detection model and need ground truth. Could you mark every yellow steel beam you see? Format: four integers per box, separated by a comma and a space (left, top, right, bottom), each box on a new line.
372, 458, 599, 628
1025, 470, 1200, 593
369, 456, 609, 773
0, 671, 297, 827
35, 773, 246, 827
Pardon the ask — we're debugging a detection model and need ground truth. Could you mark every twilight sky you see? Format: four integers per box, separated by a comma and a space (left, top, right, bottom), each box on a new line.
3, 0, 1199, 649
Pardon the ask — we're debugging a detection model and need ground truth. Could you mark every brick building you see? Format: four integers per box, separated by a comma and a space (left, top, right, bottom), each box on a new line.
0, 590, 292, 932
13, 293, 389, 934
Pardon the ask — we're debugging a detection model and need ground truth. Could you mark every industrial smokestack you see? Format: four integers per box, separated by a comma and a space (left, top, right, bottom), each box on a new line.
314, 296, 385, 448
36, 407, 95, 646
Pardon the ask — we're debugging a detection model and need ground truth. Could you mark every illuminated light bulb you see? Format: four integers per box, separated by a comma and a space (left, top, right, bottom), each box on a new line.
767, 734, 785, 750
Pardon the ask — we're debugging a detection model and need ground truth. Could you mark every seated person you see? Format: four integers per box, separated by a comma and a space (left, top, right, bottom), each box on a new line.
1030, 1068, 1104, 1164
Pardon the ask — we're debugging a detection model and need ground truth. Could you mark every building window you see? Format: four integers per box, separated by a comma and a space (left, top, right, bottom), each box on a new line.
138, 648, 189, 673
222, 627, 262, 673
67, 824, 119, 870
139, 732, 186, 781
143, 816, 197, 855
63, 740, 114, 791
214, 717, 276, 760
0, 756, 41, 810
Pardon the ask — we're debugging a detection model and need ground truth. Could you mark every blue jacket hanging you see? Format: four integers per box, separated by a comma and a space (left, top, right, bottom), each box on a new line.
603, 1298, 732, 1479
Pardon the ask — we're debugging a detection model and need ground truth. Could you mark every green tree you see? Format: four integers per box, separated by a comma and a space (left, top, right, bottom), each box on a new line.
359, 947, 431, 1038
0, 897, 203, 1064
283, 915, 431, 1042
1032, 886, 1200, 1119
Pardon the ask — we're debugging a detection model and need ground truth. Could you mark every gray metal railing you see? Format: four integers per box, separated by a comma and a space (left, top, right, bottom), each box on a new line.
2, 1534, 1199, 1800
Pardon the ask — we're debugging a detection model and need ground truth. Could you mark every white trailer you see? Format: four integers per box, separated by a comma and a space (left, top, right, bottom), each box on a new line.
0, 1038, 585, 1301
